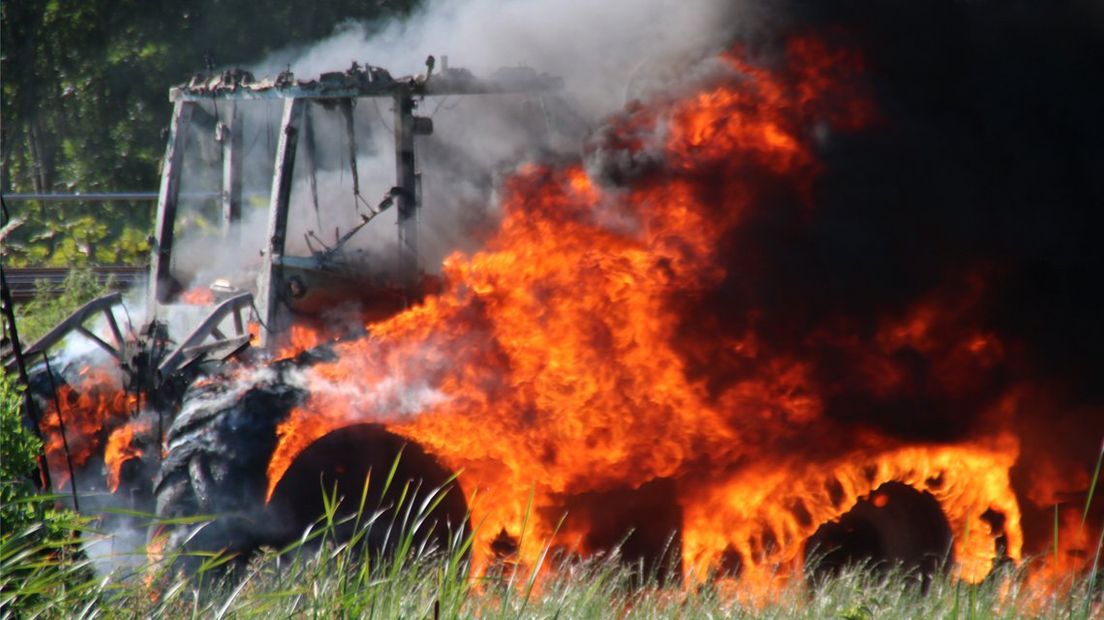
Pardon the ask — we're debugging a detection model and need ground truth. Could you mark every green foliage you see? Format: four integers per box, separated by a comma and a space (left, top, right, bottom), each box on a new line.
14, 267, 115, 343
1, 0, 418, 266
0, 500, 97, 618
0, 372, 43, 535
0, 373, 93, 618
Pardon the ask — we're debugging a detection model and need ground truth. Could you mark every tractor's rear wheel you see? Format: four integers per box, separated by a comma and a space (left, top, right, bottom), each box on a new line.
151, 375, 468, 572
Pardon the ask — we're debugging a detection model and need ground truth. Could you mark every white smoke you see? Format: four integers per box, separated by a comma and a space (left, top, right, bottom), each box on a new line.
260, 0, 731, 118
163, 0, 734, 298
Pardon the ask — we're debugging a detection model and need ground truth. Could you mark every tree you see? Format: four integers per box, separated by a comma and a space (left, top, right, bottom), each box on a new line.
1, 0, 417, 265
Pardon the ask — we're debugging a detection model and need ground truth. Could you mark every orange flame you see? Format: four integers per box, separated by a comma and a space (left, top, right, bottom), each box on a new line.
681, 437, 1023, 589
104, 418, 152, 492
179, 286, 215, 305
258, 41, 1049, 588
39, 366, 136, 490
265, 39, 1000, 588
273, 321, 340, 360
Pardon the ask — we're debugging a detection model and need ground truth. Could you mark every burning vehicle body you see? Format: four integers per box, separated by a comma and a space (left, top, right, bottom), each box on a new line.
6, 18, 1104, 597
7, 58, 564, 568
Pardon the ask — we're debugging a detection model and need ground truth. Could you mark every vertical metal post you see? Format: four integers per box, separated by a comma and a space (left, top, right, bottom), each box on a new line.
221, 101, 243, 240
256, 98, 303, 350
393, 91, 419, 283
302, 103, 323, 231
148, 100, 194, 315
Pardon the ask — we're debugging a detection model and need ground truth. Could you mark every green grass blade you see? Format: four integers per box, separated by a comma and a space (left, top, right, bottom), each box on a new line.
1083, 437, 1104, 527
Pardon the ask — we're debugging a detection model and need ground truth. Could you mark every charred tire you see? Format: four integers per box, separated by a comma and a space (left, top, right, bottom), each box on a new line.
266, 423, 470, 557
151, 377, 303, 573
803, 481, 953, 584
151, 358, 468, 572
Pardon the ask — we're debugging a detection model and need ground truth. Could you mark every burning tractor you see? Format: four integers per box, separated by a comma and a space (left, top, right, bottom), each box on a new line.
6, 40, 1095, 592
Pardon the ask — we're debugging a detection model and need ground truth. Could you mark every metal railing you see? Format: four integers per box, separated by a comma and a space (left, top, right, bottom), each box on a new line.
2, 192, 159, 202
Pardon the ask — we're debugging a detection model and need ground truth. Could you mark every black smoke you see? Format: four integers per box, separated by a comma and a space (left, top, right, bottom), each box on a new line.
668, 0, 1104, 441
658, 0, 1104, 552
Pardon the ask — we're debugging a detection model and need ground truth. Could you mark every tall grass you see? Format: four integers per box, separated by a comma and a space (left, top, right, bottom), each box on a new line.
2, 471, 1101, 619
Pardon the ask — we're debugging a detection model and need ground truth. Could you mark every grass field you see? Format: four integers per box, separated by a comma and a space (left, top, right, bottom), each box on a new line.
2, 480, 1100, 620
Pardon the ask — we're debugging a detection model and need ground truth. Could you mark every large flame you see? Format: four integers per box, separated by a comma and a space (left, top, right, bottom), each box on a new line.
681, 438, 1023, 588
260, 38, 1047, 588
39, 366, 136, 490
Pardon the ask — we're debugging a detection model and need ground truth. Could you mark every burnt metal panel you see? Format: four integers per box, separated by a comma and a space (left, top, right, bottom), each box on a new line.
148, 101, 195, 314
169, 66, 562, 102
255, 98, 305, 349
